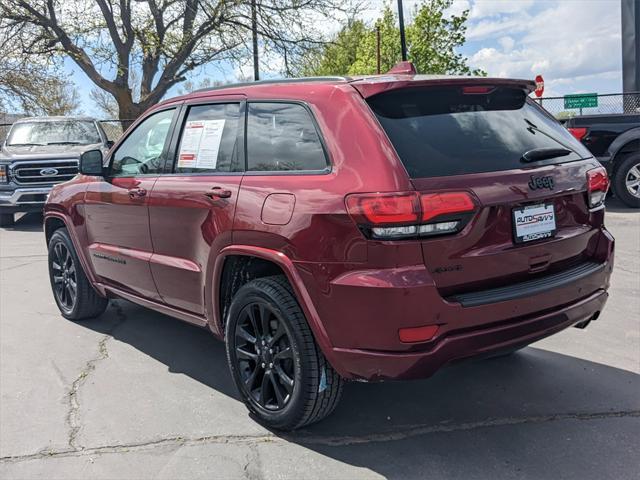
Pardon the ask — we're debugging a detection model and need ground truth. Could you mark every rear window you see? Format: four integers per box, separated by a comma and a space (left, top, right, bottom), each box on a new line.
367, 87, 591, 178
247, 102, 328, 172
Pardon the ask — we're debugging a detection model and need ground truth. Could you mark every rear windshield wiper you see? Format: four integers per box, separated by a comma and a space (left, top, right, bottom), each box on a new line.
47, 141, 81, 145
521, 147, 572, 163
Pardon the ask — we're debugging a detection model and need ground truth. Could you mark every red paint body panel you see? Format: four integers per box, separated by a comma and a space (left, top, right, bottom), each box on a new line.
84, 176, 160, 301
44, 74, 614, 381
148, 174, 242, 314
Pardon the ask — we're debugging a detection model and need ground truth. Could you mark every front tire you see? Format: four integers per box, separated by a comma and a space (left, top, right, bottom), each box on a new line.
225, 275, 343, 430
613, 153, 640, 208
48, 228, 108, 320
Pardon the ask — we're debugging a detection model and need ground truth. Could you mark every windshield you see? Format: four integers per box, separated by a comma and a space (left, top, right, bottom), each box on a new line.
7, 121, 101, 146
367, 86, 592, 178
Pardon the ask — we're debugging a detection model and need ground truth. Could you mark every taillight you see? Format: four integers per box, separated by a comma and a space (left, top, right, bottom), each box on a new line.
586, 166, 609, 208
345, 191, 476, 240
345, 192, 420, 225
568, 127, 588, 141
420, 193, 475, 222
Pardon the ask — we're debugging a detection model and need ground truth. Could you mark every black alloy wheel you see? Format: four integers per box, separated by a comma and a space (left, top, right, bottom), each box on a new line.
51, 241, 77, 313
48, 228, 108, 320
225, 275, 344, 430
234, 301, 296, 411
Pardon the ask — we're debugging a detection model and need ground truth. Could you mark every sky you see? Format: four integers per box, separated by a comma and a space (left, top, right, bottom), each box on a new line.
70, 0, 624, 117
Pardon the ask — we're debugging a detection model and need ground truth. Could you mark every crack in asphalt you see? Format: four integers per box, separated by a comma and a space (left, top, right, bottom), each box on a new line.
65, 301, 127, 451
0, 260, 43, 272
242, 441, 263, 480
2, 409, 638, 464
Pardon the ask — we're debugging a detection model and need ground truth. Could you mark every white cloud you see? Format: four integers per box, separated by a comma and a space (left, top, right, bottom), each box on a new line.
498, 35, 515, 52
466, 0, 621, 92
470, 0, 535, 19
447, 0, 471, 17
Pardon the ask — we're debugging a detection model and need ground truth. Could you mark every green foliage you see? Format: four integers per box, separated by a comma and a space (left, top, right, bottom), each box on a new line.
349, 7, 401, 75
301, 20, 369, 76
304, 0, 484, 77
408, 0, 485, 75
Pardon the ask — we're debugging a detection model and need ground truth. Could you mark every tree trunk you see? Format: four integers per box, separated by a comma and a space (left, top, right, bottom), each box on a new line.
116, 95, 146, 123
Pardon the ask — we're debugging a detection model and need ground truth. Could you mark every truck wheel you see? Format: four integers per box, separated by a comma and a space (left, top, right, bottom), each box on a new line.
0, 213, 14, 227
225, 275, 343, 430
613, 153, 640, 208
48, 228, 108, 320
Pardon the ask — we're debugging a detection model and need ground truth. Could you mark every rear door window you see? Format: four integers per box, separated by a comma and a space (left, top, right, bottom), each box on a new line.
367, 87, 591, 178
246, 102, 328, 172
174, 103, 241, 174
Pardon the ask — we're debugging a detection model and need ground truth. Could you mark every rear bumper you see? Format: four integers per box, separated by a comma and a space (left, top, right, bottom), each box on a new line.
295, 228, 614, 380
330, 288, 608, 380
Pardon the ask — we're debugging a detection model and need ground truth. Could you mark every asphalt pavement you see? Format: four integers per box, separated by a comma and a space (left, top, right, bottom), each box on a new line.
0, 199, 638, 479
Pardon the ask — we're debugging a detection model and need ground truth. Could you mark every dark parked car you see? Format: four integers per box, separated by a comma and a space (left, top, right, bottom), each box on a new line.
43, 68, 614, 430
0, 116, 113, 226
564, 113, 640, 207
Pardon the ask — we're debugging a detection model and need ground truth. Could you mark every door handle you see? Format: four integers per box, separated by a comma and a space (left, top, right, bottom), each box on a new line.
204, 187, 232, 199
128, 187, 147, 198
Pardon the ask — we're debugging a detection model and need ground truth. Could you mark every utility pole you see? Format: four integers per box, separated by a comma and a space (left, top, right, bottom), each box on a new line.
621, 0, 639, 97
397, 0, 407, 61
251, 0, 259, 81
376, 26, 381, 74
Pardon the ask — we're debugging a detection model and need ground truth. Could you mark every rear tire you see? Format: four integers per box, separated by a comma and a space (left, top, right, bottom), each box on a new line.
613, 153, 640, 208
48, 228, 108, 320
225, 275, 343, 430
0, 213, 14, 227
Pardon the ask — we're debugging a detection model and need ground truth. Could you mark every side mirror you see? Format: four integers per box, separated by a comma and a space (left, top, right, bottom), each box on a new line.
106, 140, 115, 149
79, 150, 104, 176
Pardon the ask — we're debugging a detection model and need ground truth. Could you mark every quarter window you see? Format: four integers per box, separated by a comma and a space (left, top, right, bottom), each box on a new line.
174, 103, 241, 174
111, 109, 175, 176
246, 103, 327, 172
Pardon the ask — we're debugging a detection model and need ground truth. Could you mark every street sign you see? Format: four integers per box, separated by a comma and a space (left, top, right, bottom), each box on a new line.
564, 93, 598, 109
534, 75, 544, 97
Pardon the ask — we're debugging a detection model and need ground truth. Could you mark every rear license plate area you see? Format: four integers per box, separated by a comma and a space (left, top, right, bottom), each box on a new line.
513, 203, 556, 243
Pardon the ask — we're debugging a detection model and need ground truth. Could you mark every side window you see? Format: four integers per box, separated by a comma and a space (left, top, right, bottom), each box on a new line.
110, 109, 175, 176
174, 103, 240, 174
247, 102, 328, 172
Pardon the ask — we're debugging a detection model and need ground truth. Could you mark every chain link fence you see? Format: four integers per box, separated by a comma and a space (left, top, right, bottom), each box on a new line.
99, 119, 135, 143
534, 92, 640, 119
0, 124, 11, 142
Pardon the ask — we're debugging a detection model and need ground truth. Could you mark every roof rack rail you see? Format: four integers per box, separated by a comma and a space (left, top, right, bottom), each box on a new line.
193, 76, 351, 94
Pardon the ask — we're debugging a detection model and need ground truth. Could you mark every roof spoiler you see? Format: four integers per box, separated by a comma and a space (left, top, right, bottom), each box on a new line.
387, 61, 417, 75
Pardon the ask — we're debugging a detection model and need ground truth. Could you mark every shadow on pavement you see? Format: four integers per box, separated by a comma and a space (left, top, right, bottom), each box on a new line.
606, 196, 639, 213
1, 212, 44, 232
81, 300, 640, 479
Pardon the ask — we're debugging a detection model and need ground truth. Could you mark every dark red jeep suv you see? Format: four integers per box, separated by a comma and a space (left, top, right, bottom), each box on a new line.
44, 67, 614, 430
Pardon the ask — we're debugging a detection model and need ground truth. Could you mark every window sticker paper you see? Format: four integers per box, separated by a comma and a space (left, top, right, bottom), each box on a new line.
177, 119, 226, 169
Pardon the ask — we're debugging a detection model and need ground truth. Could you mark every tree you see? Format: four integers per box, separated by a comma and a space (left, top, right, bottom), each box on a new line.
0, 34, 80, 116
349, 6, 401, 75
407, 0, 484, 75
303, 1, 483, 76
1, 0, 346, 120
299, 19, 368, 76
